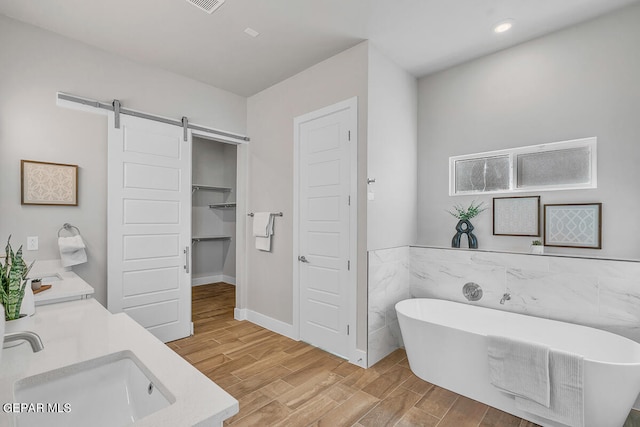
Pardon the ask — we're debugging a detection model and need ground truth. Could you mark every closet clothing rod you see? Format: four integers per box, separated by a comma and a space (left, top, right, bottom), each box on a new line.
57, 92, 250, 143
247, 212, 283, 217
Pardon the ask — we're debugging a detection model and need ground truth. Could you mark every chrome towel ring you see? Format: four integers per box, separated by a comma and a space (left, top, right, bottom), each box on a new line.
57, 223, 81, 237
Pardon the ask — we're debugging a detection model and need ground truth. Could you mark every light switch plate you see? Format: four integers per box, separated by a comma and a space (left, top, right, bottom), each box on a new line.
27, 236, 38, 251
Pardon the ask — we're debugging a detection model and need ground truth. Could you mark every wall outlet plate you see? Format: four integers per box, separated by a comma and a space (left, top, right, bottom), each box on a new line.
27, 236, 38, 251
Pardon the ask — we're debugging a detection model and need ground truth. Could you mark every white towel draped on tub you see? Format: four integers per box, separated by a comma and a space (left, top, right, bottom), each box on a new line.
252, 212, 274, 252
58, 235, 87, 267
515, 349, 584, 427
487, 335, 551, 407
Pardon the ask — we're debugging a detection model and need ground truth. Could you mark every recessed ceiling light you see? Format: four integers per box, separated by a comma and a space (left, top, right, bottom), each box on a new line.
244, 27, 260, 38
493, 20, 514, 34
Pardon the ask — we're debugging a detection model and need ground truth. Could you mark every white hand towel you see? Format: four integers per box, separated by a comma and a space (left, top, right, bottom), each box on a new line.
58, 235, 88, 267
58, 235, 85, 253
487, 335, 550, 407
252, 212, 274, 251
515, 349, 584, 427
252, 212, 272, 237
255, 235, 271, 251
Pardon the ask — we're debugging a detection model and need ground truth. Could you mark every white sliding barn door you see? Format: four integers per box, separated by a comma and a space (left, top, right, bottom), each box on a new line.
107, 112, 192, 343
295, 99, 357, 359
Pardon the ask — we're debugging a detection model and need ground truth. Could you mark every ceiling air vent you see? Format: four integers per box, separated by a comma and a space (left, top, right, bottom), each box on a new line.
186, 0, 225, 14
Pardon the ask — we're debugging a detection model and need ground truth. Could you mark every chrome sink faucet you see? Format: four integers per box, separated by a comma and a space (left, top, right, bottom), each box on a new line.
4, 331, 44, 352
500, 293, 511, 305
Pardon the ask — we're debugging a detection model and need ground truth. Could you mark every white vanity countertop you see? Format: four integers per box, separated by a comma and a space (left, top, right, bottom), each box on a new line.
29, 260, 94, 305
0, 299, 238, 427
32, 270, 94, 305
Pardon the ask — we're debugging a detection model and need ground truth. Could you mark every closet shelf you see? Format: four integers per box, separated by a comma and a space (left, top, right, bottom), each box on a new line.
192, 184, 232, 193
192, 235, 232, 242
209, 203, 236, 209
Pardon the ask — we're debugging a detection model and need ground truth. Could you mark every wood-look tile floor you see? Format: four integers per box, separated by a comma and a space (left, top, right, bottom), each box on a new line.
167, 283, 634, 426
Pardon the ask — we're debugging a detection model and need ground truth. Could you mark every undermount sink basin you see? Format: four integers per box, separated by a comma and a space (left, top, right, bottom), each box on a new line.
13, 351, 175, 427
31, 273, 62, 283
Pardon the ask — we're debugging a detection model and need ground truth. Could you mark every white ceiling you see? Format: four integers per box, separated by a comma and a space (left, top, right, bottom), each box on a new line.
0, 0, 637, 96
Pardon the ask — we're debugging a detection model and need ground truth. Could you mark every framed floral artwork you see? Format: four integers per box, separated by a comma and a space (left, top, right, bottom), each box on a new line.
21, 160, 78, 206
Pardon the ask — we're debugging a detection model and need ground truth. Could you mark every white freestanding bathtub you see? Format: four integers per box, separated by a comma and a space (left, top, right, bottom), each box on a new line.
396, 298, 640, 427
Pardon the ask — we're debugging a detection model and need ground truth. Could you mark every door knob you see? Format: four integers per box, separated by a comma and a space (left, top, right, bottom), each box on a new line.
298, 255, 309, 263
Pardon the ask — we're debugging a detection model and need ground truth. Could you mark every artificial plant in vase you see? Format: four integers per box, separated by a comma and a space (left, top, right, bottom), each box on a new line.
531, 240, 544, 254
0, 236, 34, 321
447, 201, 487, 249
447, 201, 487, 222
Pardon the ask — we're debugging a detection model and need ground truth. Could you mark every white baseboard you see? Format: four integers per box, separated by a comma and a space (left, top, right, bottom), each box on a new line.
234, 309, 366, 368
192, 274, 221, 286
192, 274, 236, 287
234, 308, 247, 321
234, 308, 296, 340
191, 274, 368, 369
351, 349, 367, 368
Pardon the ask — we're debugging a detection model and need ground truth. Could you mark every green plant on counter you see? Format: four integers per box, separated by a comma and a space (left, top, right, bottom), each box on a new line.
447, 201, 487, 221
0, 236, 34, 321
532, 240, 543, 246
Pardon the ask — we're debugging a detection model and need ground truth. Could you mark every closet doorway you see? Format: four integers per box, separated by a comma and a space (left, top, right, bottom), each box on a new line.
61, 91, 248, 345
107, 115, 243, 344
191, 137, 238, 290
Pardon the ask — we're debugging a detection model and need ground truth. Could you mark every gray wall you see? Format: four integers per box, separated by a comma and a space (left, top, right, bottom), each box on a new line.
367, 46, 418, 251
246, 42, 369, 350
417, 3, 640, 259
0, 16, 247, 306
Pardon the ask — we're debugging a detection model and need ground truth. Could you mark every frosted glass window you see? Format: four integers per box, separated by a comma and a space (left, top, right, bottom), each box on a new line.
516, 147, 590, 188
455, 155, 510, 193
449, 137, 596, 196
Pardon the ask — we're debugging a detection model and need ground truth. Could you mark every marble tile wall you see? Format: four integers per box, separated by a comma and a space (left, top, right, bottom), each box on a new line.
367, 246, 410, 367
368, 245, 640, 368
409, 247, 640, 343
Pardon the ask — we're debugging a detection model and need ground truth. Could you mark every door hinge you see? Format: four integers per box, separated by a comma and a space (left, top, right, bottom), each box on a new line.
348, 130, 351, 141
347, 260, 351, 270
347, 324, 350, 335
348, 195, 351, 206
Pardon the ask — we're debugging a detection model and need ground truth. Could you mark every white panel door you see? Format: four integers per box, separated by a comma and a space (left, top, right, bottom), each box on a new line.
107, 112, 192, 343
298, 105, 353, 358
